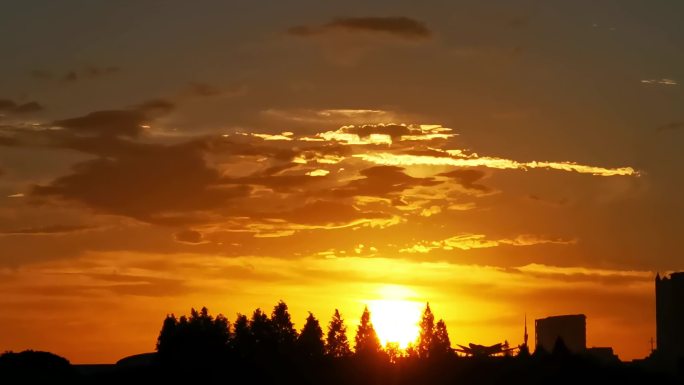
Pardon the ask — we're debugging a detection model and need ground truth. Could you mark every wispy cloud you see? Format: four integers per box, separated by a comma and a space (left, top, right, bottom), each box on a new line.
641, 78, 677, 86
400, 233, 575, 253
656, 121, 684, 132
354, 152, 639, 176
0, 99, 44, 115
288, 17, 432, 40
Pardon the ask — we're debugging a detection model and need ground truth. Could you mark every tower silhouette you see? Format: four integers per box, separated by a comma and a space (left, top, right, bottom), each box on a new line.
655, 272, 684, 363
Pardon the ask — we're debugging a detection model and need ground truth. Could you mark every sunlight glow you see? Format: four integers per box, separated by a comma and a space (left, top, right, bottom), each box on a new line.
367, 285, 423, 349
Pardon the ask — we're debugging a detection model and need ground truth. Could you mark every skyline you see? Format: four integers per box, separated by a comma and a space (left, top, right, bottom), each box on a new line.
1, 1, 683, 363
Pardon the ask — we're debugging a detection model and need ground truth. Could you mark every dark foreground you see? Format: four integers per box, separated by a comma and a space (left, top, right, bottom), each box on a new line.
1, 350, 682, 385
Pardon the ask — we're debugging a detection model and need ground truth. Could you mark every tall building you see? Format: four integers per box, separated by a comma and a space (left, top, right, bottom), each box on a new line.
655, 272, 684, 361
535, 314, 586, 353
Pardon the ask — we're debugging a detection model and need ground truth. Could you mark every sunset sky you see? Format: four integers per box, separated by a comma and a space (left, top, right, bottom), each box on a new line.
1, 1, 683, 363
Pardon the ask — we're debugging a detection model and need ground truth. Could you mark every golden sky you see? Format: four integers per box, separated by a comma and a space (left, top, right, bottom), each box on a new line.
1, 0, 683, 363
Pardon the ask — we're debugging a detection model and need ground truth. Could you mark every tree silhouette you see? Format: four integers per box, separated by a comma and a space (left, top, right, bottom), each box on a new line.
156, 314, 178, 360
432, 319, 452, 356
250, 308, 275, 356
354, 306, 381, 355
417, 303, 435, 358
271, 300, 298, 354
155, 307, 229, 366
297, 312, 325, 359
0, 350, 76, 383
325, 309, 352, 357
231, 313, 253, 357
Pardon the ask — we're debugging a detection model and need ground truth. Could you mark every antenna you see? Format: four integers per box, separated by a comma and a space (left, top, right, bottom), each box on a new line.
650, 337, 654, 353
524, 314, 528, 346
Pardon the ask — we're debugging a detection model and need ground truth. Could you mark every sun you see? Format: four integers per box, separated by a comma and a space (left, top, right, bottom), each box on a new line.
367, 285, 423, 349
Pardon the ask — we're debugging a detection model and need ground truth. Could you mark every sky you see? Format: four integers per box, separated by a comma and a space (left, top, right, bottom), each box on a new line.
1, 0, 683, 363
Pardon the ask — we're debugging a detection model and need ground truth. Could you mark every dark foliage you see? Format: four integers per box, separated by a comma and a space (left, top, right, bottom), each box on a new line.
354, 306, 382, 355
297, 312, 325, 359
3, 301, 680, 384
0, 350, 76, 384
326, 309, 351, 357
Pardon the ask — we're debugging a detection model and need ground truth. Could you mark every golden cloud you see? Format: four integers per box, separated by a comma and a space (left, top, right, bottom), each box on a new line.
400, 233, 575, 253
354, 153, 639, 176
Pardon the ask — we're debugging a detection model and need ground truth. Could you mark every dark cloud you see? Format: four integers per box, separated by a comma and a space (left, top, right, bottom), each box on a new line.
332, 165, 438, 198
268, 200, 390, 226
52, 110, 147, 137
187, 82, 223, 97
656, 121, 684, 132
528, 194, 568, 206
12, 101, 44, 114
0, 225, 94, 235
31, 66, 121, 82
344, 124, 412, 140
439, 169, 491, 192
229, 163, 324, 192
51, 99, 174, 137
63, 71, 78, 82
0, 99, 44, 114
174, 229, 205, 244
288, 17, 432, 40
84, 66, 121, 78
0, 99, 16, 110
508, 16, 529, 29
31, 140, 250, 224
29, 69, 53, 80
6, 274, 190, 298
0, 135, 18, 146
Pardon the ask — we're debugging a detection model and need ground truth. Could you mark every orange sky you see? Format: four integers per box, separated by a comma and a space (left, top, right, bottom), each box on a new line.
1, 1, 683, 363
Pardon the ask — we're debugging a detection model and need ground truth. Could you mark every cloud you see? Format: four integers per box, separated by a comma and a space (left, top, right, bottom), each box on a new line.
439, 169, 491, 193
331, 165, 439, 198
306, 169, 329, 177
656, 121, 684, 132
29, 69, 52, 80
400, 233, 575, 253
186, 82, 222, 97
310, 124, 454, 145
288, 17, 432, 40
261, 108, 408, 127
174, 229, 206, 244
0, 225, 94, 235
4, 105, 638, 244
30, 66, 121, 82
514, 263, 652, 286
641, 78, 677, 86
0, 135, 19, 146
0, 99, 44, 114
264, 200, 392, 227
31, 140, 251, 224
354, 152, 639, 176
50, 99, 174, 137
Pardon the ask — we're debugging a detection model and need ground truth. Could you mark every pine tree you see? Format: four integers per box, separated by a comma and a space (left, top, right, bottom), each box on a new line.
325, 309, 351, 357
432, 319, 452, 356
232, 313, 253, 357
417, 303, 435, 358
354, 306, 381, 355
297, 312, 325, 359
271, 301, 298, 353
156, 314, 178, 357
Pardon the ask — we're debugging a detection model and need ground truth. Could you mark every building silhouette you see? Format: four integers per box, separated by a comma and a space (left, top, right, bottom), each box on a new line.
655, 272, 684, 362
535, 314, 586, 353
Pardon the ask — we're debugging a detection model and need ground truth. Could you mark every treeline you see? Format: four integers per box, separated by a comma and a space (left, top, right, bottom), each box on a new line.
156, 301, 452, 366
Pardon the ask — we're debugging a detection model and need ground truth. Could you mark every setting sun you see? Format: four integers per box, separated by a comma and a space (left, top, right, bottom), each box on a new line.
367, 285, 423, 348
